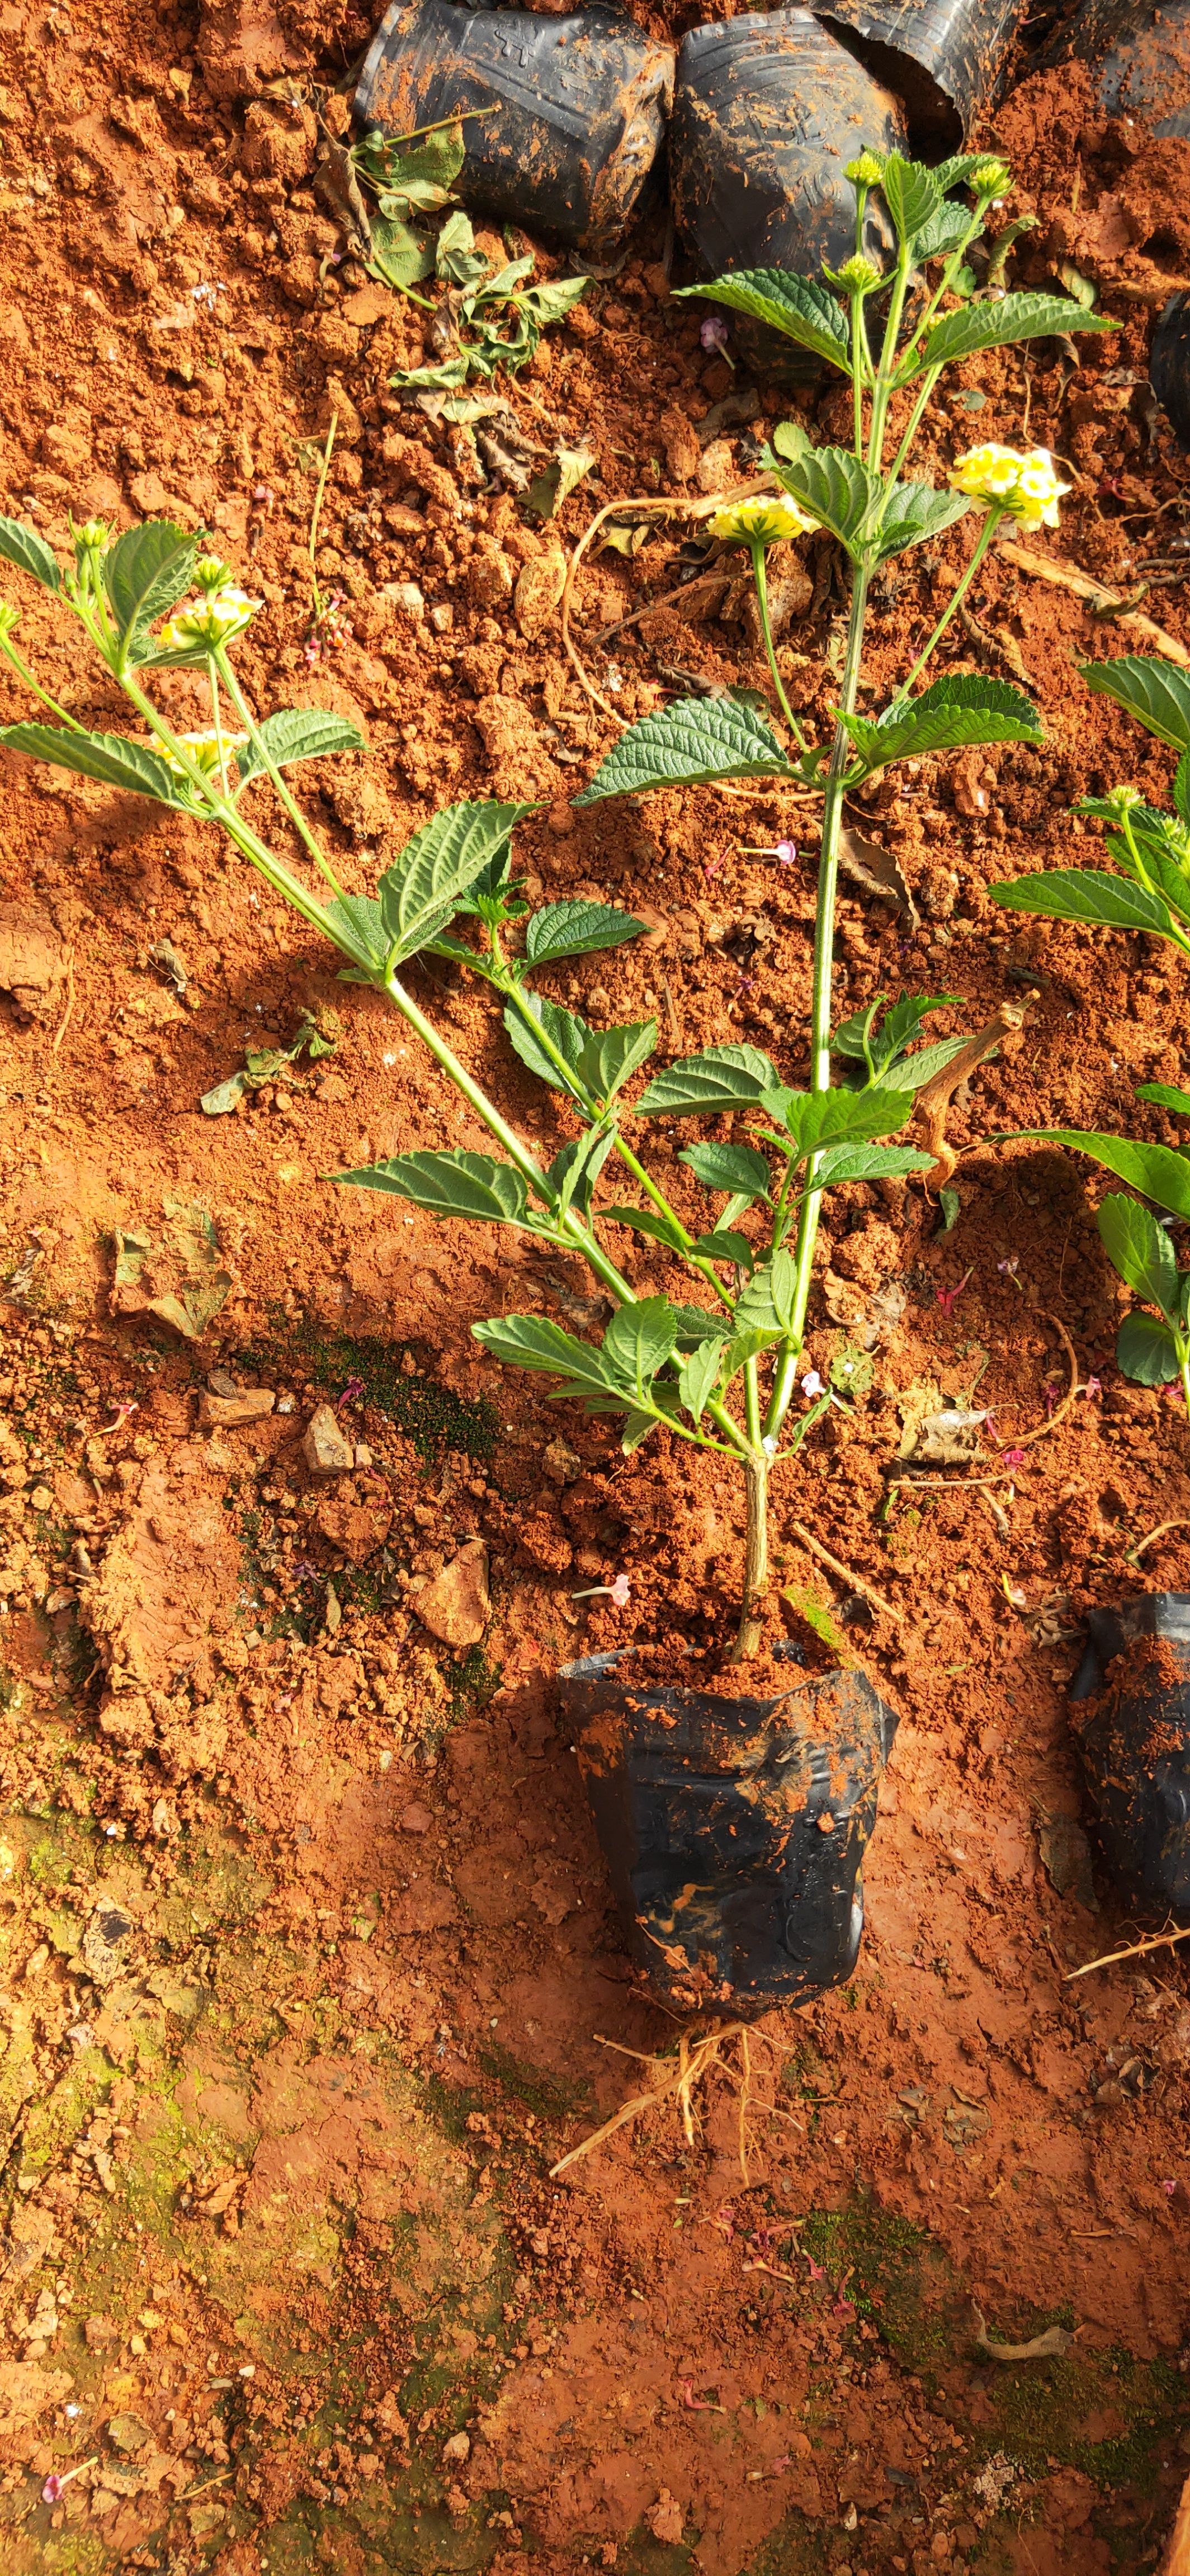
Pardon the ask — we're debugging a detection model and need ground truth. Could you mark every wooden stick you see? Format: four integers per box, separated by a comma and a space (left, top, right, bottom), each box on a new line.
787, 1519, 905, 1627
998, 541, 1190, 671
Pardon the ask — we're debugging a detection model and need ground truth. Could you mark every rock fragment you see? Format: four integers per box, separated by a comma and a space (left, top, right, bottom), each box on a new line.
410, 1540, 490, 1647
302, 1404, 355, 1478
199, 1389, 275, 1429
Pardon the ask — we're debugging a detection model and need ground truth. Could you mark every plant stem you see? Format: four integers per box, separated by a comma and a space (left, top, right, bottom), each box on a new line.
750, 542, 806, 750
730, 1454, 768, 1660
209, 662, 231, 801
1182, 1347, 1190, 1426
764, 560, 871, 1440
214, 649, 346, 898
887, 510, 1002, 709
0, 632, 88, 733
308, 415, 337, 629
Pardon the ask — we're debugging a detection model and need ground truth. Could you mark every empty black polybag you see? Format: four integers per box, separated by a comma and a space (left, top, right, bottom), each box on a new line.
811, 0, 1021, 146
1068, 1592, 1190, 1912
1045, 0, 1190, 142
354, 0, 674, 258
558, 1648, 900, 2015
669, 8, 906, 377
1150, 292, 1190, 449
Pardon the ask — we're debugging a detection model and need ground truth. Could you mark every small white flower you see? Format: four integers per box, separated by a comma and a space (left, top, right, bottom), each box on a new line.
947, 442, 1069, 533
762, 1434, 778, 1457
801, 1369, 824, 1397
709, 492, 816, 547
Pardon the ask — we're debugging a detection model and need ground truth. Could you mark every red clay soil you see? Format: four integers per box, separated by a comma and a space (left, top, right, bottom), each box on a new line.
2, 2, 1190, 2571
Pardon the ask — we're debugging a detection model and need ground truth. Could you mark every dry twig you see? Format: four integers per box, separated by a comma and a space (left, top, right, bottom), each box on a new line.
999, 541, 1190, 669
913, 992, 1037, 1189
787, 1519, 905, 1628
1127, 1518, 1190, 1564
560, 476, 775, 719
550, 2019, 783, 2183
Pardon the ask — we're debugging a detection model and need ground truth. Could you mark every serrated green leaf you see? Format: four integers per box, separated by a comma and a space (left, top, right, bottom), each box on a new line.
320, 892, 387, 973
504, 995, 589, 1095
1081, 655, 1190, 752
735, 1248, 797, 1335
880, 153, 943, 248
603, 1203, 688, 1251
761, 1086, 909, 1156
547, 1123, 617, 1223
813, 1142, 936, 1187
770, 444, 883, 553
868, 1034, 974, 1095
1136, 1081, 1190, 1116
678, 1141, 771, 1200
0, 721, 188, 806
1174, 751, 1190, 830
102, 522, 198, 661
930, 153, 985, 195
1097, 1191, 1177, 1313
1116, 1311, 1182, 1386
672, 1304, 729, 1349
771, 419, 816, 464
523, 899, 645, 968
379, 799, 532, 968
575, 696, 791, 804
332, 1149, 530, 1224
675, 270, 851, 375
691, 1228, 754, 1270
1015, 1128, 1190, 1219
473, 1310, 618, 1401
870, 481, 971, 565
843, 673, 1041, 773
235, 708, 365, 784
910, 199, 976, 262
0, 515, 60, 591
603, 1296, 679, 1397
906, 291, 1117, 378
989, 868, 1178, 939
636, 1043, 778, 1116
720, 1327, 783, 1381
678, 1336, 726, 1423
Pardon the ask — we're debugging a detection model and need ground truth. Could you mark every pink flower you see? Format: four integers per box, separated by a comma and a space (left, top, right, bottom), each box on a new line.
609, 1573, 631, 1607
42, 2477, 64, 2504
936, 1266, 974, 1319
700, 315, 730, 355
801, 1370, 824, 1398
1163, 2179, 1177, 2194
1085, 1375, 1102, 1400
1001, 1446, 1026, 1467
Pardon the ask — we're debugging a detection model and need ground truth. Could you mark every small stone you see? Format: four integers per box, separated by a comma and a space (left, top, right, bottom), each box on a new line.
387, 580, 425, 622
441, 2430, 470, 2465
543, 1438, 582, 1486
429, 602, 453, 633
353, 1442, 374, 1469
410, 1540, 489, 1648
399, 1802, 433, 1835
645, 2491, 684, 2546
302, 1404, 355, 1478
207, 1368, 238, 1398
199, 1389, 275, 1429
276, 1394, 295, 1415
29, 1486, 52, 1513
324, 1581, 342, 1635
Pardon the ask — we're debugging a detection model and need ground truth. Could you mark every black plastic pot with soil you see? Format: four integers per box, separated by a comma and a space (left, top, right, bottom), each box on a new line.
1069, 1593, 1190, 1912
558, 1645, 900, 2016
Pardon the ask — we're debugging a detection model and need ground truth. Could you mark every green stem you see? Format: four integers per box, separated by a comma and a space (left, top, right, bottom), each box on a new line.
867, 250, 912, 470
215, 648, 345, 898
0, 631, 88, 732
209, 661, 231, 802
884, 364, 943, 491
764, 559, 871, 1440
308, 415, 337, 628
893, 198, 996, 382
887, 510, 1002, 712
750, 542, 807, 750
1181, 1345, 1190, 1427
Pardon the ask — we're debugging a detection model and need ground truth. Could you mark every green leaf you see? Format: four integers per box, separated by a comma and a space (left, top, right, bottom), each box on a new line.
735, 1249, 797, 1336
770, 444, 883, 555
523, 900, 645, 968
102, 522, 198, 660
910, 200, 976, 263
320, 893, 387, 974
603, 1296, 679, 1396
1174, 752, 1190, 830
575, 696, 792, 804
870, 481, 971, 565
0, 515, 60, 591
1116, 1311, 1182, 1386
770, 419, 815, 465
332, 1149, 530, 1225
814, 1142, 936, 1187
517, 276, 589, 328
235, 708, 365, 784
989, 868, 1178, 939
583, 1019, 658, 1106
868, 1034, 973, 1095
678, 1337, 726, 1424
1097, 1191, 1178, 1314
1136, 1081, 1190, 1116
842, 673, 1041, 773
762, 1085, 909, 1157
547, 1123, 616, 1223
930, 153, 986, 195
1080, 655, 1190, 753
907, 292, 1117, 378
691, 1228, 754, 1269
720, 1328, 783, 1381
880, 153, 943, 247
504, 996, 655, 1106
473, 1310, 618, 1401
603, 1203, 688, 1252
678, 1141, 771, 1200
0, 720, 188, 806
636, 1042, 778, 1116
525, 446, 596, 520
368, 213, 435, 290
674, 270, 851, 376
1015, 1128, 1190, 1220
672, 1304, 728, 1349
378, 799, 532, 968
364, 119, 465, 198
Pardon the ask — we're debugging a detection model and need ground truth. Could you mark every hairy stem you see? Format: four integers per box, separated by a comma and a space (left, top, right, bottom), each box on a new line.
730, 1454, 769, 1661
215, 649, 346, 897
750, 542, 806, 750
888, 510, 1002, 710
0, 632, 89, 733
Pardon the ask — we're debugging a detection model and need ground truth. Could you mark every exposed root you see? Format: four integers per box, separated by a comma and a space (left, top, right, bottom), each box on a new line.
1065, 1921, 1190, 1982
550, 2018, 782, 2184
1127, 1518, 1190, 1564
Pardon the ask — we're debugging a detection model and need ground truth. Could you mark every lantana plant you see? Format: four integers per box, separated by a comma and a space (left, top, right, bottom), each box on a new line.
0, 149, 1112, 1654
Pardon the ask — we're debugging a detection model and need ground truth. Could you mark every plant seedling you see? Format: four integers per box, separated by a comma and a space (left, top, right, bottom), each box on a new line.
1096, 1191, 1190, 1418
0, 146, 1110, 1655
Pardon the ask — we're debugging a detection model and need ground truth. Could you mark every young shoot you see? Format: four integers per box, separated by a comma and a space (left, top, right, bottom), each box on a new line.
991, 654, 1190, 959
1097, 1189, 1190, 1420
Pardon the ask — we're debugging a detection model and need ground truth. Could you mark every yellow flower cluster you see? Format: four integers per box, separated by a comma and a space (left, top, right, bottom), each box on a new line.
153, 726, 246, 780
948, 443, 1069, 533
708, 493, 817, 548
157, 585, 260, 650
